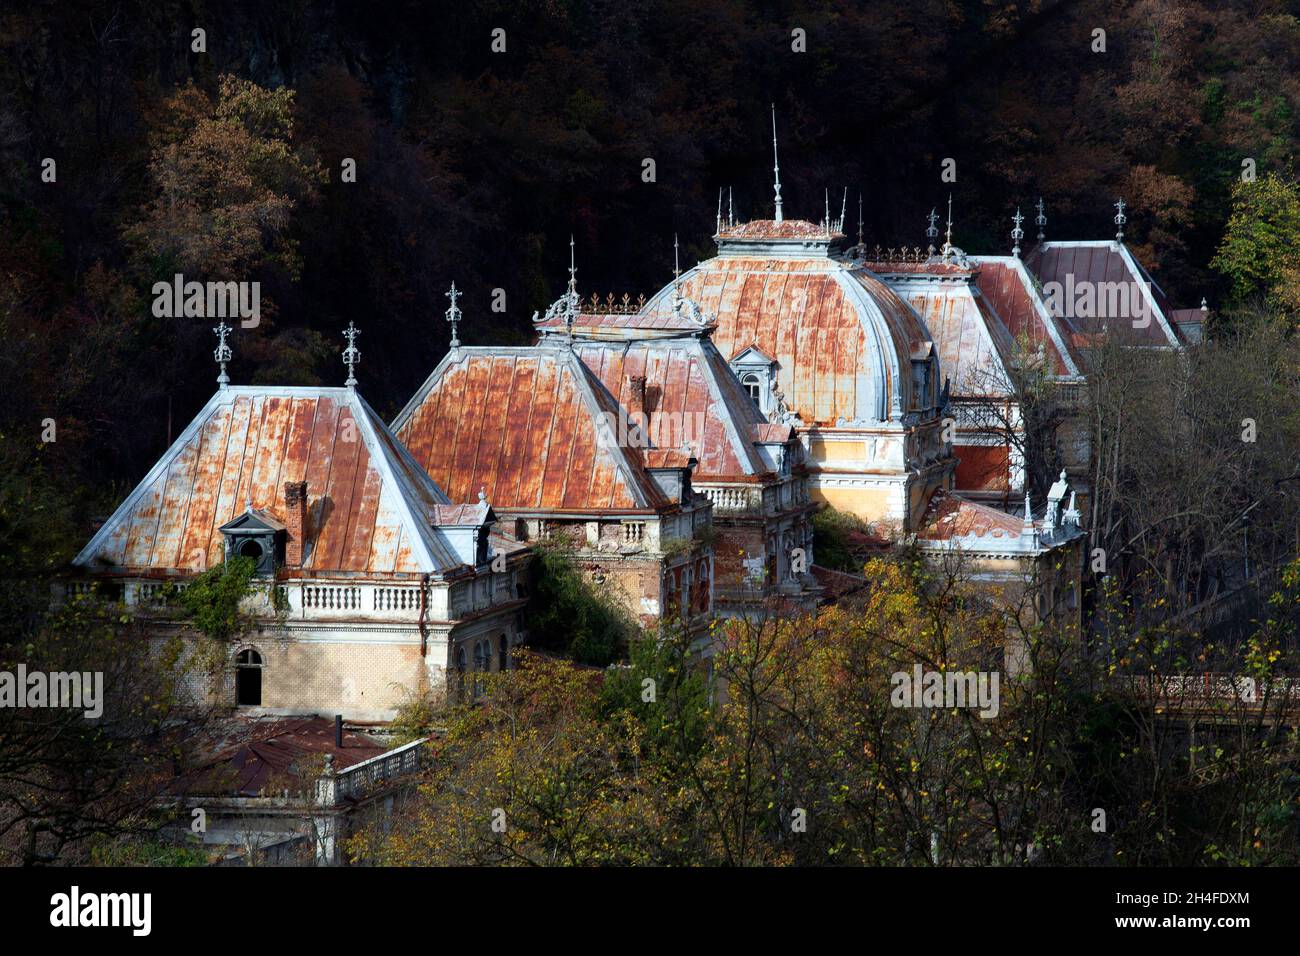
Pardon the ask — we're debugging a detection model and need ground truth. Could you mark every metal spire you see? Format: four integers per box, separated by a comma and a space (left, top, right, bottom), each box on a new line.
1011, 207, 1025, 258
445, 281, 463, 350
1035, 196, 1046, 242
716, 188, 723, 234
926, 208, 939, 256
824, 188, 830, 235
672, 233, 683, 315
342, 321, 361, 387
567, 234, 577, 296
213, 321, 232, 389
771, 104, 783, 223
839, 187, 847, 234
564, 235, 578, 342
857, 192, 864, 247
944, 194, 954, 252
728, 187, 734, 227
1113, 198, 1127, 241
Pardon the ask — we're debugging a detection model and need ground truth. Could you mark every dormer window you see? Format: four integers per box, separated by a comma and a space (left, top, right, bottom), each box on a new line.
730, 344, 779, 418
218, 507, 285, 576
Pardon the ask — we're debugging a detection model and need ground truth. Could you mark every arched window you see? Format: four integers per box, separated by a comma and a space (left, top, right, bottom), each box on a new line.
455, 646, 467, 702
473, 641, 488, 697
498, 634, 508, 672
742, 373, 763, 406
238, 539, 263, 560
235, 648, 263, 706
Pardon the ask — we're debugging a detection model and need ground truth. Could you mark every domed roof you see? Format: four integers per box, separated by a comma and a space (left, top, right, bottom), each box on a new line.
642, 221, 935, 427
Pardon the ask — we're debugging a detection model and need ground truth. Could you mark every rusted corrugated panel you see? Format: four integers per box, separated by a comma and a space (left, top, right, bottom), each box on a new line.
393, 348, 665, 513
76, 387, 457, 576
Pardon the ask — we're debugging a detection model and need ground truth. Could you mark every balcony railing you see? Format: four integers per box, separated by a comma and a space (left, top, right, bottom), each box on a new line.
317, 738, 428, 805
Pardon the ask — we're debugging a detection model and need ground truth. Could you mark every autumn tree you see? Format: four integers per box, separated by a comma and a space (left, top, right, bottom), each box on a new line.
1211, 172, 1300, 320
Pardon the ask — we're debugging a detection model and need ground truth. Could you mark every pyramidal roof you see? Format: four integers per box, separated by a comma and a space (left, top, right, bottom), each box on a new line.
74, 386, 472, 577
391, 344, 670, 514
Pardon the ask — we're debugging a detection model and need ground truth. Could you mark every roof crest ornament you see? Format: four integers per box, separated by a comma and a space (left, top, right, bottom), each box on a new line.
1113, 198, 1127, 242
342, 321, 361, 388
925, 208, 939, 257
1011, 207, 1025, 258
943, 194, 954, 253
445, 281, 463, 351
213, 321, 232, 389
1035, 196, 1047, 242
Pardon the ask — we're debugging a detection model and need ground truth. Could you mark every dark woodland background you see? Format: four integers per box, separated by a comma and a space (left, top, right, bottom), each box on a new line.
1, 0, 1297, 558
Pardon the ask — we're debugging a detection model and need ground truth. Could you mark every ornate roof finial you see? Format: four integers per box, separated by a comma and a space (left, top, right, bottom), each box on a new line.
728, 187, 734, 228
1113, 198, 1127, 242
944, 194, 954, 253
716, 188, 723, 234
1035, 196, 1046, 242
342, 321, 361, 387
671, 233, 683, 315
567, 234, 577, 296
771, 104, 783, 223
213, 321, 232, 389
925, 208, 939, 256
564, 235, 578, 342
824, 187, 831, 236
857, 192, 864, 247
1022, 488, 1035, 536
1011, 207, 1025, 258
839, 187, 848, 234
444, 281, 463, 351
1201, 296, 1209, 313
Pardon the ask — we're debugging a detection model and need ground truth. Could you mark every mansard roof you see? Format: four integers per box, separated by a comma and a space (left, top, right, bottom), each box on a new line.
391, 345, 670, 515
74, 386, 474, 577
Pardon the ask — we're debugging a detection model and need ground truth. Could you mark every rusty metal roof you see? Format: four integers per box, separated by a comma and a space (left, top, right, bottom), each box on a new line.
1025, 241, 1180, 346
715, 219, 845, 240
623, 257, 930, 427
917, 489, 1028, 541
178, 716, 389, 798
969, 257, 1083, 377
571, 336, 777, 482
894, 279, 1016, 395
74, 386, 476, 577
392, 345, 669, 514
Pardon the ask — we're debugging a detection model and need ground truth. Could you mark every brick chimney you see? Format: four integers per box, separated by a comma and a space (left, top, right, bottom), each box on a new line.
628, 375, 647, 414
284, 481, 308, 567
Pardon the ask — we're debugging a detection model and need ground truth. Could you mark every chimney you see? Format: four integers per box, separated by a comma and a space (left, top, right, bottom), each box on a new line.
335, 714, 343, 749
284, 481, 308, 567
628, 375, 647, 414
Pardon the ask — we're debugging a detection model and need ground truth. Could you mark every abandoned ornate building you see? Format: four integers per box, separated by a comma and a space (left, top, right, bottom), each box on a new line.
66, 327, 529, 721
